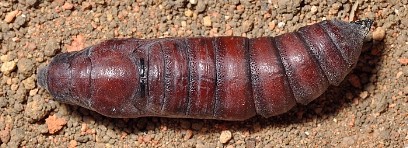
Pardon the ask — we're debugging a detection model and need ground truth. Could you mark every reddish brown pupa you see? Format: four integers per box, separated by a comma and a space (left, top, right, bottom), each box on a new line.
38, 19, 372, 121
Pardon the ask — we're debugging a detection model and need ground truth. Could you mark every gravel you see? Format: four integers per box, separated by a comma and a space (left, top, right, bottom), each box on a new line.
0, 0, 406, 147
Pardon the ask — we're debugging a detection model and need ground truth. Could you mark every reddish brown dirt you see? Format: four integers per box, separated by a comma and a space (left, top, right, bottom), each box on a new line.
0, 0, 406, 147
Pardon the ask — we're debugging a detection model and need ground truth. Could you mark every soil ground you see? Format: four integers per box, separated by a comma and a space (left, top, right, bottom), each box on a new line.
0, 0, 407, 147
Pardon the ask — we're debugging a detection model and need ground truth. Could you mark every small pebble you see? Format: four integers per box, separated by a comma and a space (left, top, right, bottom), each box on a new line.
0, 55, 8, 62
181, 21, 187, 27
25, 96, 52, 123
269, 21, 276, 30
106, 129, 116, 138
62, 3, 74, 10
219, 130, 232, 144
24, 0, 38, 7
372, 27, 385, 41
44, 39, 60, 57
0, 97, 7, 108
203, 16, 212, 27
0, 124, 10, 143
185, 9, 193, 17
196, 1, 206, 13
310, 6, 318, 14
107, 13, 113, 21
69, 140, 78, 148
81, 2, 92, 10
359, 91, 369, 99
398, 58, 408, 65
143, 135, 152, 142
45, 115, 67, 134
189, 0, 197, 4
242, 20, 253, 32
22, 76, 36, 90
11, 84, 18, 91
184, 130, 193, 140
1, 61, 17, 75
14, 16, 26, 29
29, 89, 38, 96
17, 58, 34, 76
38, 124, 49, 134
5, 10, 19, 23
277, 22, 286, 28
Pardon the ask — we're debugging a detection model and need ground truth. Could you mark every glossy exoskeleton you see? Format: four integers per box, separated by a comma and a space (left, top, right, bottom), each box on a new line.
38, 19, 372, 121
